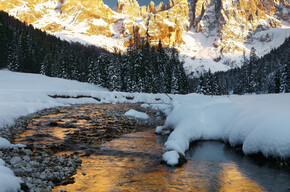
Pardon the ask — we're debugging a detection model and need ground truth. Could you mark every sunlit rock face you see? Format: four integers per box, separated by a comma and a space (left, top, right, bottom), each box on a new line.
0, 0, 189, 48
0, 0, 115, 37
145, 0, 190, 45
0, 0, 289, 72
116, 0, 189, 46
116, 0, 141, 16
189, 0, 290, 54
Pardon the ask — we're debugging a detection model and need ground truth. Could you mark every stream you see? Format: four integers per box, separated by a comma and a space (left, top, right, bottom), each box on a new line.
12, 104, 290, 192
53, 130, 290, 192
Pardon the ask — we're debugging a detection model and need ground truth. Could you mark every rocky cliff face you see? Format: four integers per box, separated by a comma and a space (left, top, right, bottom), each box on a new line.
115, 0, 189, 46
116, 0, 141, 16
189, 0, 290, 54
0, 0, 115, 37
0, 0, 189, 48
0, 0, 289, 74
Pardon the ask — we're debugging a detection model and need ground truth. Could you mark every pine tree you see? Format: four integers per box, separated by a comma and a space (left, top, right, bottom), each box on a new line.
248, 47, 259, 93
107, 57, 121, 91
0, 16, 8, 69
87, 58, 98, 84
40, 55, 50, 75
7, 37, 19, 71
274, 70, 281, 93
280, 62, 289, 93
212, 76, 220, 95
196, 76, 206, 94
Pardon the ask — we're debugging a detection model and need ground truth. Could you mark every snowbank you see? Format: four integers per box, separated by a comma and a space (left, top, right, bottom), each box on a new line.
125, 109, 149, 119
0, 159, 22, 192
0, 70, 171, 191
0, 70, 170, 130
157, 93, 290, 166
0, 138, 25, 149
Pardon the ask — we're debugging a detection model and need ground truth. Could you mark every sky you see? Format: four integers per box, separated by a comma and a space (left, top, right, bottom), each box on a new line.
103, 0, 169, 9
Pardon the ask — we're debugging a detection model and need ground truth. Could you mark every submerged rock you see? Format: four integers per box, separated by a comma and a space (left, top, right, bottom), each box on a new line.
161, 151, 187, 167
60, 122, 76, 128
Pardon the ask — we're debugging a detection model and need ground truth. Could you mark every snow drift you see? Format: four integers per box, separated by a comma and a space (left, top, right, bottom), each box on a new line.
157, 94, 290, 166
0, 70, 171, 191
125, 109, 149, 119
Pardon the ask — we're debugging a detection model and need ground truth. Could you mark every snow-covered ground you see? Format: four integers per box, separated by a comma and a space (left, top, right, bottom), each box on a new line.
0, 69, 171, 190
180, 26, 290, 77
125, 109, 149, 119
0, 158, 22, 192
157, 93, 290, 166
0, 70, 170, 129
1, 70, 290, 190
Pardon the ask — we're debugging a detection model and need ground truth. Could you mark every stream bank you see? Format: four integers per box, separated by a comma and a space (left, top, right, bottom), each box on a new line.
0, 104, 163, 192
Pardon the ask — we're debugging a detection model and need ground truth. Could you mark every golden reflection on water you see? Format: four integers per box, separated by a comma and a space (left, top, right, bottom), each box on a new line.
217, 164, 265, 192
53, 130, 266, 192
12, 104, 270, 192
14, 116, 77, 145
53, 156, 208, 192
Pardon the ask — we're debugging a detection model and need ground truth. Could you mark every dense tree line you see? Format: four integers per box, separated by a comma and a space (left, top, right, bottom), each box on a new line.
2, 10, 288, 96
0, 11, 189, 94
192, 38, 290, 95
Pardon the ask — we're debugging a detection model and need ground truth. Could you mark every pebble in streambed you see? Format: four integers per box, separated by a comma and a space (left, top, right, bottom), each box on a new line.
0, 147, 81, 192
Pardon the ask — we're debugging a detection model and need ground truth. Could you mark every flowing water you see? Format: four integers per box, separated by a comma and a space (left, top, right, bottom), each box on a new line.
53, 129, 290, 192
14, 104, 290, 192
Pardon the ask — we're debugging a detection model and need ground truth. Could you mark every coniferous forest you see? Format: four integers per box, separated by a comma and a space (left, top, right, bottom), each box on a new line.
0, 11, 289, 95
191, 38, 290, 95
0, 11, 189, 94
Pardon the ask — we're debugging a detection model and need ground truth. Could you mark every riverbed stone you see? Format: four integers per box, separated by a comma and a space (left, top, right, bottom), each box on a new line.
20, 182, 29, 192
60, 122, 76, 128
10, 156, 22, 165
14, 168, 27, 176
23, 156, 30, 162
47, 121, 59, 126
23, 149, 32, 155
30, 160, 40, 167
177, 153, 187, 167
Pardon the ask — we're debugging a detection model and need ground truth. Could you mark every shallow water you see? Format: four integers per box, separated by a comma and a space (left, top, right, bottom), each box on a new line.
54, 130, 290, 192
14, 104, 290, 192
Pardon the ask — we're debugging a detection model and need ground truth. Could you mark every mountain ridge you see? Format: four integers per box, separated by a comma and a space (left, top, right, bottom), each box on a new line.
0, 0, 289, 76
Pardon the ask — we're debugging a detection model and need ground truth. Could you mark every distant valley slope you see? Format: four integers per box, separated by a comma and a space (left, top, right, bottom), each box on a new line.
1, 0, 289, 76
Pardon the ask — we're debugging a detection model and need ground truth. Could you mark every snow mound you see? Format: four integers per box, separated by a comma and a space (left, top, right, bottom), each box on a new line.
140, 103, 150, 108
149, 104, 172, 116
0, 138, 25, 149
0, 162, 22, 192
125, 109, 149, 119
162, 151, 179, 166
158, 93, 290, 165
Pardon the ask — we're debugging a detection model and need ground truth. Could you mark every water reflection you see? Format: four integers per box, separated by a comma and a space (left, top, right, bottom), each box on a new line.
54, 130, 290, 192
218, 164, 264, 192
17, 104, 290, 192
187, 141, 290, 192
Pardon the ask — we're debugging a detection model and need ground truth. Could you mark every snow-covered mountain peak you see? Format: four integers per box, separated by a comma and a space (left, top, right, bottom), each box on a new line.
0, 0, 289, 76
